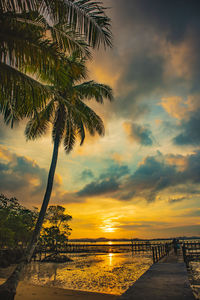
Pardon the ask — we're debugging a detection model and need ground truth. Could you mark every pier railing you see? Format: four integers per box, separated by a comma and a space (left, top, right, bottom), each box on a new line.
61, 241, 169, 254
34, 241, 173, 259
152, 243, 172, 263
182, 242, 200, 267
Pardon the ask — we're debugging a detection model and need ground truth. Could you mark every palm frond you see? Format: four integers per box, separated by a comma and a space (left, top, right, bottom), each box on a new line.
0, 62, 52, 126
1, 0, 112, 49
76, 118, 85, 145
37, 0, 112, 49
25, 99, 55, 140
63, 112, 76, 153
74, 98, 105, 136
50, 24, 91, 58
0, 14, 71, 83
13, 13, 92, 58
0, 0, 38, 12
61, 0, 112, 48
74, 80, 113, 103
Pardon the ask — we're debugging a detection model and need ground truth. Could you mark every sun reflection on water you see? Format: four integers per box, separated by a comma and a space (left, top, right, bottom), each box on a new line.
21, 253, 152, 295
108, 253, 114, 266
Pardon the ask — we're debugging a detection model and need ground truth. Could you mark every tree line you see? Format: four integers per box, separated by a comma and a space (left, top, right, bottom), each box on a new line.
0, 194, 72, 252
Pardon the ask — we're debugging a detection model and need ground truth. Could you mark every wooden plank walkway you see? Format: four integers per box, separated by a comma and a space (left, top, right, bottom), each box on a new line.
118, 252, 195, 300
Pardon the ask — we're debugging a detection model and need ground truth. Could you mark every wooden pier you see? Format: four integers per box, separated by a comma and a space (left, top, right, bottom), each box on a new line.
118, 251, 195, 300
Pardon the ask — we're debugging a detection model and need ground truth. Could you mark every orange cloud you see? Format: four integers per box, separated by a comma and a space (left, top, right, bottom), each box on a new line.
0, 145, 14, 162
160, 94, 200, 120
122, 122, 133, 143
87, 50, 121, 92
160, 96, 188, 120
112, 153, 123, 162
164, 40, 194, 80
166, 154, 188, 172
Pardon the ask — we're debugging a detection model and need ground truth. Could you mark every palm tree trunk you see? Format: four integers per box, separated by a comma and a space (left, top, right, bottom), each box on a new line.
0, 135, 60, 300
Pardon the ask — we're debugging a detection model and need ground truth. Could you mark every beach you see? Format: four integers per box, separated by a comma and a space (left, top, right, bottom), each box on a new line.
14, 282, 118, 300
0, 279, 118, 300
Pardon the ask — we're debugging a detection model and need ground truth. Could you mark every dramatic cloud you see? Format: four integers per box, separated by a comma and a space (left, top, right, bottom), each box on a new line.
160, 97, 189, 120
77, 178, 119, 197
80, 169, 94, 180
76, 151, 200, 203
98, 164, 130, 180
98, 0, 200, 122
168, 197, 186, 204
118, 220, 169, 231
77, 163, 130, 198
113, 0, 200, 43
174, 110, 200, 145
123, 122, 153, 146
118, 154, 177, 202
0, 145, 62, 205
118, 151, 200, 202
0, 148, 45, 200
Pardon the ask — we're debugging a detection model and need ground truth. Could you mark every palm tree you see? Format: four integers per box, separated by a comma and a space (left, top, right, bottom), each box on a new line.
0, 2, 112, 298
0, 54, 113, 299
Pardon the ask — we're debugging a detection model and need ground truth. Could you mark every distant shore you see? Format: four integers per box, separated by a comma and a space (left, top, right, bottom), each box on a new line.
0, 281, 118, 300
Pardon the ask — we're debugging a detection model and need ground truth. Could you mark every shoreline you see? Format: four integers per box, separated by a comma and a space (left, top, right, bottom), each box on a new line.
0, 280, 118, 300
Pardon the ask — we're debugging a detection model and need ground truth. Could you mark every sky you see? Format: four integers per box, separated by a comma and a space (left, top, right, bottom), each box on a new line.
1, 0, 200, 239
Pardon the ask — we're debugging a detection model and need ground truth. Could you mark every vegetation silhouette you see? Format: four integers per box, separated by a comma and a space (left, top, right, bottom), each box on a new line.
0, 195, 72, 265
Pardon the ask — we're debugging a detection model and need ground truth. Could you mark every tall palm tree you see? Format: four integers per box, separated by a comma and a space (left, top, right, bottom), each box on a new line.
0, 2, 112, 298
0, 54, 113, 299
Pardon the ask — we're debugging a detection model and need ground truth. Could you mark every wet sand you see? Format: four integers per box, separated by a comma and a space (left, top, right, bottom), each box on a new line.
7, 282, 118, 300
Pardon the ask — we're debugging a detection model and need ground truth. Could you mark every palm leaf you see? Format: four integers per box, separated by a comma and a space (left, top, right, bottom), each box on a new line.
13, 13, 92, 58
76, 118, 85, 145
0, 62, 52, 126
50, 24, 91, 58
64, 112, 76, 153
74, 80, 113, 103
0, 13, 85, 81
0, 0, 38, 12
61, 0, 112, 48
74, 98, 105, 136
25, 99, 55, 140
1, 0, 112, 49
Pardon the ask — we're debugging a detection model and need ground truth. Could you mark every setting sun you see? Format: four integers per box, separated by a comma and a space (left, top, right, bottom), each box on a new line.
99, 225, 116, 233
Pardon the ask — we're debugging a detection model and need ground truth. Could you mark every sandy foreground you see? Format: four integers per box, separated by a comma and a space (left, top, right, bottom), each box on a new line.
0, 280, 118, 300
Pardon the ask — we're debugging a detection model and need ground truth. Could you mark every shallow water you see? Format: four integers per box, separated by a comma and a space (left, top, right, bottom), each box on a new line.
22, 252, 152, 295
190, 261, 200, 300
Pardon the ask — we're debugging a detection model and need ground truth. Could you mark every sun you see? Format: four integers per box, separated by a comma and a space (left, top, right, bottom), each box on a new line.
104, 227, 115, 233
99, 224, 116, 233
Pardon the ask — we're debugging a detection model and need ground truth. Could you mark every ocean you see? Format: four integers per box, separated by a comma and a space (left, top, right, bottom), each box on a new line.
22, 252, 152, 295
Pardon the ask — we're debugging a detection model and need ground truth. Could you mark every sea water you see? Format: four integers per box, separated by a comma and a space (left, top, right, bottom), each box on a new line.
189, 261, 200, 300
23, 252, 152, 295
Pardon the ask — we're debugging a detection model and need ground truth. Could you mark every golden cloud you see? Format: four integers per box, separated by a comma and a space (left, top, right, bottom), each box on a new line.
166, 154, 188, 172
160, 96, 188, 120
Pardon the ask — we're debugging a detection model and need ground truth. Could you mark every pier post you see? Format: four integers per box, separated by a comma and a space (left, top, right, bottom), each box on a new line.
152, 247, 155, 263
